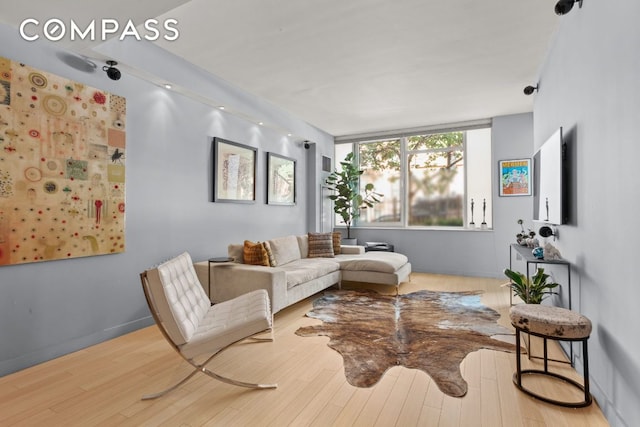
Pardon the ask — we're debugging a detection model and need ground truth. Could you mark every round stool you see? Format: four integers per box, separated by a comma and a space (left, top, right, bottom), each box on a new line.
509, 304, 592, 408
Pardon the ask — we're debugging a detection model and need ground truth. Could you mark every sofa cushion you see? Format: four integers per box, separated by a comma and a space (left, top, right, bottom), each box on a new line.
243, 240, 269, 266
277, 258, 341, 288
228, 243, 244, 263
268, 235, 302, 266
297, 234, 309, 258
336, 252, 408, 273
308, 232, 335, 258
263, 241, 277, 267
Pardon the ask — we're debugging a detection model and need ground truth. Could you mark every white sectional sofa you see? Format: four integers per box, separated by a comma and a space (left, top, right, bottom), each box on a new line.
194, 234, 411, 314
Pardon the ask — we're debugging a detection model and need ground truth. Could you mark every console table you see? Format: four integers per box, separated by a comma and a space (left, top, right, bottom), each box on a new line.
508, 243, 574, 364
509, 243, 572, 309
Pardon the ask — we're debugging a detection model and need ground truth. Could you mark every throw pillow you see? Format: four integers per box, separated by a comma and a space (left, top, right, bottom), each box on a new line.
228, 244, 244, 263
268, 235, 302, 265
332, 232, 342, 255
243, 240, 269, 266
263, 241, 277, 267
308, 232, 335, 258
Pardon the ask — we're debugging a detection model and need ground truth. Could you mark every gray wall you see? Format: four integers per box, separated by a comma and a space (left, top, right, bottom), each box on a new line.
351, 112, 534, 279
532, 1, 640, 425
0, 23, 333, 376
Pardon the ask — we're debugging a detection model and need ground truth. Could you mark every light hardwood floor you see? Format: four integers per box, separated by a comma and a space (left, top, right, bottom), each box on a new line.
0, 273, 609, 426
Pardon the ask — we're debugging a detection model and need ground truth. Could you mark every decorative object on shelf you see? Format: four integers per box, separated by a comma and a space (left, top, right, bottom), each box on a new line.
499, 158, 532, 197
266, 152, 296, 205
212, 137, 256, 203
481, 198, 488, 229
325, 152, 383, 241
532, 247, 544, 259
469, 198, 475, 228
526, 235, 539, 248
543, 242, 563, 260
515, 219, 539, 247
503, 267, 559, 304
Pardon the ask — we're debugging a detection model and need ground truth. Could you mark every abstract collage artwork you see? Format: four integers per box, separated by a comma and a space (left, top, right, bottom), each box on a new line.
0, 56, 126, 266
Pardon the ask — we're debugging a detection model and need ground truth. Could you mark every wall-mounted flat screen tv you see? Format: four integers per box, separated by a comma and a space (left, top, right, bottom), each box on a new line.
533, 127, 567, 224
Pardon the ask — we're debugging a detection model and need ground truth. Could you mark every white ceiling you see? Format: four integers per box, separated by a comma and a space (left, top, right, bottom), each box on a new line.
0, 0, 559, 137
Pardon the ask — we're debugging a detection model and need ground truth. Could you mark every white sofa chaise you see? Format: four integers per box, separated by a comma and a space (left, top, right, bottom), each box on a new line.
194, 234, 411, 314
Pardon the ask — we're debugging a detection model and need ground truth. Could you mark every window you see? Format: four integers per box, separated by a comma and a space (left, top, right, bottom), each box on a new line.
358, 139, 401, 224
334, 126, 492, 229
407, 133, 465, 226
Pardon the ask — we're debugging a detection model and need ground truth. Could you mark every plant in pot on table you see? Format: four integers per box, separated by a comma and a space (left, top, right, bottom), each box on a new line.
325, 152, 383, 245
503, 267, 559, 304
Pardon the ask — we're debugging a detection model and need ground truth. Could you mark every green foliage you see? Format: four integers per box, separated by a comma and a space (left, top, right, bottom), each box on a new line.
357, 132, 464, 173
357, 133, 464, 226
503, 267, 559, 304
325, 152, 383, 239
408, 132, 464, 151
358, 140, 401, 172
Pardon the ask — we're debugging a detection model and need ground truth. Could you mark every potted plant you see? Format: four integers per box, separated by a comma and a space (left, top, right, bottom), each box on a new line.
503, 267, 559, 304
325, 152, 382, 244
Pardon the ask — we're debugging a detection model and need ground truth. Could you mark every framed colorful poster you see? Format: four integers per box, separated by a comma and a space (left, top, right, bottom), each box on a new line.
212, 137, 256, 203
499, 158, 532, 196
266, 152, 296, 205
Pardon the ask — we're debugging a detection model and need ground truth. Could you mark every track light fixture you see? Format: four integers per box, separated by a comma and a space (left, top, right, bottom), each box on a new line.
523, 84, 539, 95
102, 60, 121, 81
539, 225, 558, 241
555, 0, 583, 16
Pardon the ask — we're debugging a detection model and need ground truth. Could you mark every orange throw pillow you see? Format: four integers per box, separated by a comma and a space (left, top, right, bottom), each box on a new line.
243, 240, 269, 266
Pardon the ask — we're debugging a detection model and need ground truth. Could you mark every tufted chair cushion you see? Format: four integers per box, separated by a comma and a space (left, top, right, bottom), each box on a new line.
149, 252, 211, 345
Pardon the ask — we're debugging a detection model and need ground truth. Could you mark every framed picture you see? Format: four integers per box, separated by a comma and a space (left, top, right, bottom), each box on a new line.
212, 137, 256, 203
266, 152, 296, 205
499, 158, 532, 196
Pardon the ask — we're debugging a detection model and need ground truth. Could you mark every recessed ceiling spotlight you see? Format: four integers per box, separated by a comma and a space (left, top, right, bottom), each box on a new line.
164, 83, 172, 90
219, 106, 225, 110
258, 122, 264, 126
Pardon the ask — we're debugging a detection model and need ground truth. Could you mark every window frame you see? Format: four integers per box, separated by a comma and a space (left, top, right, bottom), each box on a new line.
334, 121, 492, 230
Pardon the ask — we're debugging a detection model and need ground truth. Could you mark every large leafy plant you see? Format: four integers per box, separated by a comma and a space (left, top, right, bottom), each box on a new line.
326, 152, 382, 239
503, 267, 559, 304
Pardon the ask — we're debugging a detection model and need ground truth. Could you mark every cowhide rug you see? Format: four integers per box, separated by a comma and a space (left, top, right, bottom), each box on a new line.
295, 289, 515, 397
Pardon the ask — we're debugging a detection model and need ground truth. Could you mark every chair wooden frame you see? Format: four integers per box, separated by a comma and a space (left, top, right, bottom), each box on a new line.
140, 270, 277, 400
